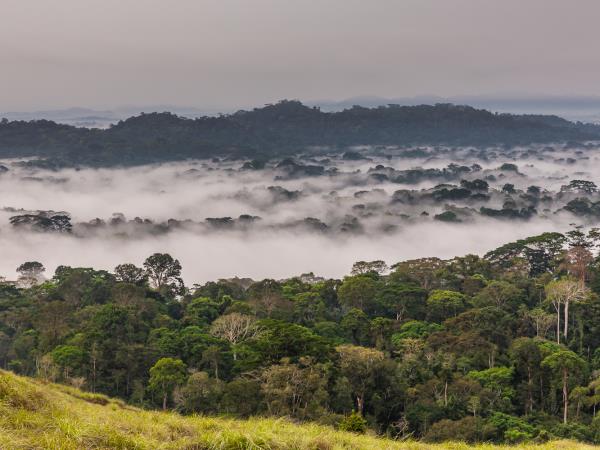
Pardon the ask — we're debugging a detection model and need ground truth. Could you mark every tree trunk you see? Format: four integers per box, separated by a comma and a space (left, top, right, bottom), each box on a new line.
540, 375, 544, 412
163, 393, 168, 411
527, 366, 533, 414
557, 307, 561, 344
444, 381, 448, 407
357, 395, 364, 415
92, 358, 96, 392
563, 368, 568, 424
564, 300, 570, 341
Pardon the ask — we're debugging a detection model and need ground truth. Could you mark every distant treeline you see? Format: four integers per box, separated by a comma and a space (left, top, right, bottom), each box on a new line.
1, 100, 600, 167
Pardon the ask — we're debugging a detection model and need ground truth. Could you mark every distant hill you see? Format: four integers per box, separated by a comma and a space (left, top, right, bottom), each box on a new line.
0, 370, 590, 449
0, 105, 226, 128
1, 100, 600, 167
312, 95, 600, 123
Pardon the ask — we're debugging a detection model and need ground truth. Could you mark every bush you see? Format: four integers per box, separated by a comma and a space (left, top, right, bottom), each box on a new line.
487, 412, 536, 442
552, 422, 594, 443
504, 428, 534, 443
338, 411, 368, 434
424, 416, 496, 443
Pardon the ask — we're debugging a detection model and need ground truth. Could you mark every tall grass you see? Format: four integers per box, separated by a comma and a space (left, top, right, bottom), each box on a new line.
0, 370, 595, 449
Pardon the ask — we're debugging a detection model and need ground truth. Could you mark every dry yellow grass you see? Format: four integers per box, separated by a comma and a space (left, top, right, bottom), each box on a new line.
0, 370, 596, 449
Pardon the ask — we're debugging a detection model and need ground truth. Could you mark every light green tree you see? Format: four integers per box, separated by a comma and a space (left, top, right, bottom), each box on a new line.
426, 290, 466, 322
149, 357, 187, 410
336, 344, 385, 415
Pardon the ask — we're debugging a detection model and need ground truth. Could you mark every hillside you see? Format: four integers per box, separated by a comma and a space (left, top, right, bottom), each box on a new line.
2, 100, 600, 167
0, 370, 593, 450
5, 233, 600, 445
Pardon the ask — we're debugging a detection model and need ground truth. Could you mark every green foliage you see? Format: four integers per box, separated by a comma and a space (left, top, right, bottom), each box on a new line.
340, 308, 371, 345
338, 411, 368, 433
392, 320, 443, 341
552, 422, 594, 443
472, 281, 525, 311
338, 275, 378, 312
468, 367, 515, 397
261, 358, 329, 420
375, 282, 427, 321
148, 357, 187, 409
177, 371, 224, 414
247, 320, 331, 365
424, 416, 497, 443
488, 412, 536, 442
541, 351, 587, 383
3, 233, 600, 444
183, 297, 220, 326
484, 232, 566, 276
143, 253, 183, 294
426, 290, 466, 322
51, 345, 87, 377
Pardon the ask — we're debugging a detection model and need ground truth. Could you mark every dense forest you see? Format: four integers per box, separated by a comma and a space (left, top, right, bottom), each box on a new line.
2, 100, 600, 167
4, 230, 600, 443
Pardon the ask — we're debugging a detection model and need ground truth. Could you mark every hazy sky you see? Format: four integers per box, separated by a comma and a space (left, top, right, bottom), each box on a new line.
2, 0, 600, 111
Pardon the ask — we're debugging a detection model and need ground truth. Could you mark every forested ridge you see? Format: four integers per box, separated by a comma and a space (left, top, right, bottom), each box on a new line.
5, 231, 600, 443
2, 100, 600, 167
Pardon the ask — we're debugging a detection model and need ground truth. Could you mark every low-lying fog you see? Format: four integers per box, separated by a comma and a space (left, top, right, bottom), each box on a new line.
1, 144, 599, 282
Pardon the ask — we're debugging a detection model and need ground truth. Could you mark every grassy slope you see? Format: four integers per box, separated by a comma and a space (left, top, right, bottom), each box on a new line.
0, 370, 595, 450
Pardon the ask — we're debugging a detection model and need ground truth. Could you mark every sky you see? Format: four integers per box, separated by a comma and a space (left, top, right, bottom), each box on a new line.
2, 0, 600, 111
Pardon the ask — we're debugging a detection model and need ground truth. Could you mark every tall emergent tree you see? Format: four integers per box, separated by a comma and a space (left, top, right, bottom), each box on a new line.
210, 313, 261, 360
545, 278, 588, 343
143, 253, 183, 293
16, 261, 45, 287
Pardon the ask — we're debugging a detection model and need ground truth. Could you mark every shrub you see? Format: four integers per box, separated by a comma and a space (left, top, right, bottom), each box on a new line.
504, 428, 534, 443
552, 422, 594, 443
424, 416, 496, 443
487, 412, 536, 442
338, 411, 368, 434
